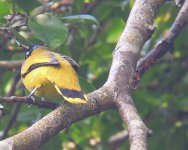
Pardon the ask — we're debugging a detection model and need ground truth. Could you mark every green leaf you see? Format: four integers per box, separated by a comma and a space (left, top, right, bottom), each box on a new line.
0, 18, 7, 26
29, 14, 68, 49
72, 0, 84, 13
61, 15, 100, 27
92, 71, 109, 89
0, 1, 9, 18
107, 17, 125, 43
79, 77, 96, 93
80, 42, 113, 67
11, 28, 33, 47
14, 0, 41, 13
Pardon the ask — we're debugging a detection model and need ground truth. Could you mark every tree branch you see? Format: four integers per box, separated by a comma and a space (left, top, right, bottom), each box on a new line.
108, 130, 129, 150
0, 87, 114, 150
0, 60, 23, 69
0, 96, 59, 110
106, 0, 165, 149
0, 0, 166, 150
133, 0, 188, 87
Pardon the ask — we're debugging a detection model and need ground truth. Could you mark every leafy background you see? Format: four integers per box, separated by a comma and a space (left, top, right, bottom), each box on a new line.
0, 0, 188, 150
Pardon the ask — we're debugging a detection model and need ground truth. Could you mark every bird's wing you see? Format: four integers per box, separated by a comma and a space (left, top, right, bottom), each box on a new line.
21, 52, 60, 78
61, 55, 79, 73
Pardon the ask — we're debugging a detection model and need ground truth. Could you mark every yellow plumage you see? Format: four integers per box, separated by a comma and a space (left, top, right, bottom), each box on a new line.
21, 45, 87, 104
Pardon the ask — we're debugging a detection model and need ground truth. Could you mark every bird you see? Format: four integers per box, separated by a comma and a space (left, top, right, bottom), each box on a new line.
21, 45, 87, 104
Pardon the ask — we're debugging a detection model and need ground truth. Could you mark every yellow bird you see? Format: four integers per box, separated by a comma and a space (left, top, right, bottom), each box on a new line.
21, 45, 87, 104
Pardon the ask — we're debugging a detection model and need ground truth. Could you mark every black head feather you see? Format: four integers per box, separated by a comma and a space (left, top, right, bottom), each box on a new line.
25, 45, 44, 59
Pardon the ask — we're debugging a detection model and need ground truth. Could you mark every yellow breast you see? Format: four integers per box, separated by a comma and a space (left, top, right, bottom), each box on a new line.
22, 66, 61, 100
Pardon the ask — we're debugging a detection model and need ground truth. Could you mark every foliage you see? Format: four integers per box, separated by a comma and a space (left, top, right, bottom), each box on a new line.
0, 0, 188, 150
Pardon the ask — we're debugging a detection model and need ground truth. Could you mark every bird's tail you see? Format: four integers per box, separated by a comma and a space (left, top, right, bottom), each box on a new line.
54, 83, 87, 104
61, 89, 87, 104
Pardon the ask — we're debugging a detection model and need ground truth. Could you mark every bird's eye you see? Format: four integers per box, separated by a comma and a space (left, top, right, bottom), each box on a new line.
25, 51, 30, 59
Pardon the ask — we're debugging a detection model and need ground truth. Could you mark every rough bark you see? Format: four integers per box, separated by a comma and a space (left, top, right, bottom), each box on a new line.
0, 0, 166, 150
0, 87, 114, 150
107, 0, 165, 149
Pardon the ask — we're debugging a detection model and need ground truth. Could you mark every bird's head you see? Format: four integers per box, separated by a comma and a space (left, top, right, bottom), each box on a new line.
25, 45, 47, 59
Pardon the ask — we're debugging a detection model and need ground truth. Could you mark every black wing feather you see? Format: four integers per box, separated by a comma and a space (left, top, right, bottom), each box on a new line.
22, 54, 60, 78
61, 55, 79, 73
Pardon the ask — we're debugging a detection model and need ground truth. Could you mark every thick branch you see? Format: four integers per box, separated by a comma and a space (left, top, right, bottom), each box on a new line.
0, 87, 114, 150
107, 0, 165, 149
133, 0, 188, 87
0, 1, 165, 150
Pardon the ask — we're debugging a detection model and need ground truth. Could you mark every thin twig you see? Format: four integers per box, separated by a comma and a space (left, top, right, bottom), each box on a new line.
0, 60, 23, 69
0, 96, 59, 110
133, 0, 188, 88
108, 130, 129, 150
8, 28, 29, 49
0, 13, 30, 50
0, 109, 3, 120
7, 73, 21, 96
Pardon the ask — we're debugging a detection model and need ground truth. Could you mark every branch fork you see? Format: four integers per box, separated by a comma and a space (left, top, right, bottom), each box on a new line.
0, 0, 179, 150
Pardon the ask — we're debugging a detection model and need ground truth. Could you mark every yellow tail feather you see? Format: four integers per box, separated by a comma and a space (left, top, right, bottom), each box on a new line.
53, 83, 87, 104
